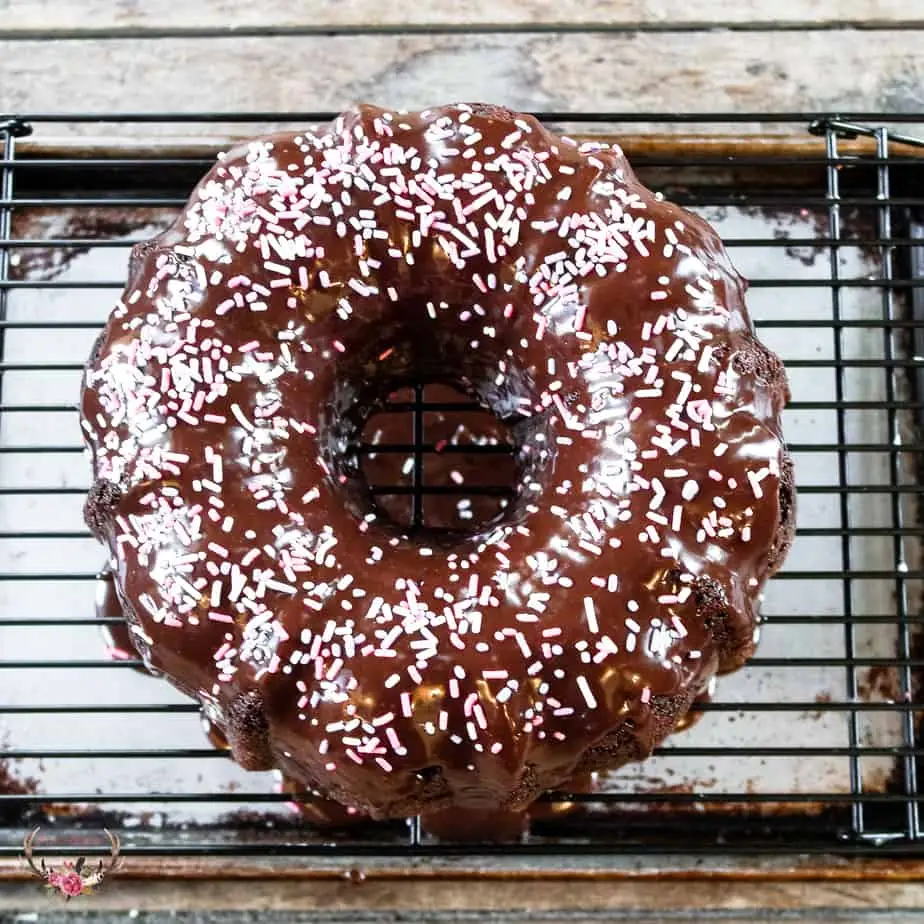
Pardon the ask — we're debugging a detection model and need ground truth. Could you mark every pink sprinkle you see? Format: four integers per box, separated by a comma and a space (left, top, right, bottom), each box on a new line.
687, 399, 712, 423
463, 692, 478, 717
472, 703, 488, 729
385, 727, 406, 755
400, 692, 413, 717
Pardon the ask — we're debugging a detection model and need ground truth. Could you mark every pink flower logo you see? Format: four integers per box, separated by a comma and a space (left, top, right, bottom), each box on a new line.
57, 871, 86, 898
21, 827, 122, 901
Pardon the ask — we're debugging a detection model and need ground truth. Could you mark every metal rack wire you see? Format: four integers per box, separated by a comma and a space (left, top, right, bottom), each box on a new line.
0, 112, 922, 864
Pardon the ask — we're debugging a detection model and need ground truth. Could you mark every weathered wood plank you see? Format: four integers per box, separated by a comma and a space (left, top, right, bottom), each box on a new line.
2, 872, 924, 914
2, 31, 923, 138
0, 0, 917, 35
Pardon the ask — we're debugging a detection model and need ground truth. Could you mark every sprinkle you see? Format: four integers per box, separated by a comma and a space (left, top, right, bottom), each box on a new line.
748, 468, 770, 498
208, 611, 233, 623
230, 403, 253, 431
583, 596, 599, 633
576, 675, 598, 709
400, 692, 413, 718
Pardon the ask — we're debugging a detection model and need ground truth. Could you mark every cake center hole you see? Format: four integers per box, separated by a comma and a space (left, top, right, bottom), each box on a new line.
359, 383, 518, 534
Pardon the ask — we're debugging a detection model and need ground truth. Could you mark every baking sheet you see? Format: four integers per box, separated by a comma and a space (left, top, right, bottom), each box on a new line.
0, 188, 914, 837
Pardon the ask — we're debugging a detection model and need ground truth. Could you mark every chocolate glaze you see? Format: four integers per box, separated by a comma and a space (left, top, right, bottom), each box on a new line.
674, 684, 714, 733
102, 544, 700, 837
277, 760, 598, 840
96, 565, 153, 671
101, 559, 693, 838
80, 103, 795, 826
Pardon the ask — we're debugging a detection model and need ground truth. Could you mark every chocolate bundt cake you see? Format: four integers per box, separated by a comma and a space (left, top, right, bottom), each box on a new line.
81, 103, 795, 829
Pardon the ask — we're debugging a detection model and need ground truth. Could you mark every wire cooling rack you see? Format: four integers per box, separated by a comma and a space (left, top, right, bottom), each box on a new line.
0, 112, 922, 868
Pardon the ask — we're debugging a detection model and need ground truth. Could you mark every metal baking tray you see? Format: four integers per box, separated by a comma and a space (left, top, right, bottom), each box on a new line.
0, 113, 921, 881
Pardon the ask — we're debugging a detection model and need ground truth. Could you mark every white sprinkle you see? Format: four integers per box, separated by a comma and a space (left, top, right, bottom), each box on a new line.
649, 478, 666, 509
576, 675, 598, 709
583, 596, 599, 633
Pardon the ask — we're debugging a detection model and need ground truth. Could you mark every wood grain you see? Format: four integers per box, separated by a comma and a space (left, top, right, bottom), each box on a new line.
0, 0, 917, 35
2, 875, 924, 913
5, 853, 924, 883
2, 31, 924, 138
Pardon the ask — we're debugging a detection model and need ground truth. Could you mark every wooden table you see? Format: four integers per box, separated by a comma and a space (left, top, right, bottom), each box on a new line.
2, 1, 924, 920
0, 0, 922, 117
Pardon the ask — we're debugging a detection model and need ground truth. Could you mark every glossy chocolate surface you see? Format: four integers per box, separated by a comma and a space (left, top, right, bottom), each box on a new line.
96, 570, 606, 839
81, 103, 794, 822
96, 565, 147, 670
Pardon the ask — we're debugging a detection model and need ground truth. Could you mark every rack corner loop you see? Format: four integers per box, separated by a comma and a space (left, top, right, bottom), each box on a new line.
0, 118, 33, 140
